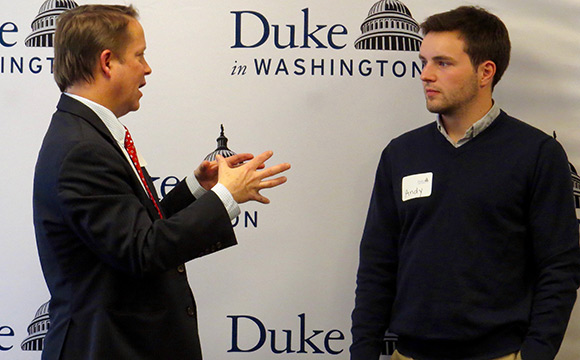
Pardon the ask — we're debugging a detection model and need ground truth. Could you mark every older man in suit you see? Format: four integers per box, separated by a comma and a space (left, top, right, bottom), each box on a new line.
33, 5, 290, 359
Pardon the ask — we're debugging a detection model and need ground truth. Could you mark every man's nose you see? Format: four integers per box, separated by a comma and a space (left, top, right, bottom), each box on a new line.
420, 62, 434, 82
144, 60, 152, 76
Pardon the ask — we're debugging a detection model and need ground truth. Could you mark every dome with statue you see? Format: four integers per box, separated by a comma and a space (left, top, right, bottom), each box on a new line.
204, 125, 237, 161
355, 0, 422, 51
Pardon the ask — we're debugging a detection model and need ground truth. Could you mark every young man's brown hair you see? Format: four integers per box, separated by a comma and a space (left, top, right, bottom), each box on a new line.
420, 6, 511, 88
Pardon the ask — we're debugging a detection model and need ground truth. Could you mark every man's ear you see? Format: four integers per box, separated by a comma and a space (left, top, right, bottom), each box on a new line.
479, 60, 496, 88
99, 49, 113, 78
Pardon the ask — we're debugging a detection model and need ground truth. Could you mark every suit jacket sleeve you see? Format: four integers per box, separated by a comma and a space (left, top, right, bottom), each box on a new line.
56, 136, 236, 276
158, 176, 196, 218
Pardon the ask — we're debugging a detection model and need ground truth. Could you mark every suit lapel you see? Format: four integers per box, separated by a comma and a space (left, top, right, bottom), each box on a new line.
56, 94, 120, 152
142, 167, 164, 219
56, 94, 163, 220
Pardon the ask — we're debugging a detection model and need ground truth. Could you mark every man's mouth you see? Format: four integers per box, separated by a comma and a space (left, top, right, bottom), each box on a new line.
424, 88, 440, 97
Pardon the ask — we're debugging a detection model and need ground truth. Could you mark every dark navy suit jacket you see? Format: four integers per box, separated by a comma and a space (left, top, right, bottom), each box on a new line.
33, 94, 237, 359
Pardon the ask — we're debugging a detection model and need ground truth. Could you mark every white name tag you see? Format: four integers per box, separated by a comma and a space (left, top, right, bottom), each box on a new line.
402, 172, 433, 202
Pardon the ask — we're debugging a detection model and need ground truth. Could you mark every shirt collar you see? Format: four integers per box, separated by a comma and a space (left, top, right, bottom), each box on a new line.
64, 93, 126, 145
436, 101, 501, 147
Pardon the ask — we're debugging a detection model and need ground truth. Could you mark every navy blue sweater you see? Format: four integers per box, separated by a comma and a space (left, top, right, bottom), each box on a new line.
351, 111, 580, 360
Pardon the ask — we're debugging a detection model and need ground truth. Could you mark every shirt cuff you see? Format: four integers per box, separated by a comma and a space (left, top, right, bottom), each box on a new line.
212, 183, 241, 220
185, 174, 208, 200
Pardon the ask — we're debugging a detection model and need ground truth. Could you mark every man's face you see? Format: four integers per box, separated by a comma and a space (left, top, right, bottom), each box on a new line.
109, 19, 152, 118
418, 31, 479, 117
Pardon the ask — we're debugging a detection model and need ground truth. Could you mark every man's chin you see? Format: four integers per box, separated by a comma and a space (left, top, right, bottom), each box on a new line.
426, 103, 444, 114
129, 102, 141, 113
115, 103, 140, 118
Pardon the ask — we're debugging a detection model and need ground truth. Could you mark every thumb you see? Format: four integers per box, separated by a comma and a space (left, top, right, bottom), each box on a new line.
215, 154, 228, 170
198, 160, 211, 171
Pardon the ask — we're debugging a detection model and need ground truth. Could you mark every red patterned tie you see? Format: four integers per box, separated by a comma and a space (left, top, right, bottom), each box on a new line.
123, 127, 163, 219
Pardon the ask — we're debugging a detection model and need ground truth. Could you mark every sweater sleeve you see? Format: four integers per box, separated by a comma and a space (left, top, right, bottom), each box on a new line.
521, 139, 580, 360
350, 146, 400, 360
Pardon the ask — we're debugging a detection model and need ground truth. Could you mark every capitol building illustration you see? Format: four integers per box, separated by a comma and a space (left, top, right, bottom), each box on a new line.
21, 301, 50, 351
355, 0, 422, 51
382, 332, 398, 356
204, 125, 237, 161
569, 164, 580, 221
25, 0, 78, 47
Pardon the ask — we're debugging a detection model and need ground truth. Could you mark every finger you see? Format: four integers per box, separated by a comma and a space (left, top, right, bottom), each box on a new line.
199, 160, 211, 170
255, 162, 291, 180
246, 151, 274, 170
258, 176, 288, 189
215, 154, 229, 170
206, 160, 220, 170
195, 160, 212, 178
205, 162, 218, 174
252, 193, 270, 204
209, 161, 219, 169
226, 153, 254, 166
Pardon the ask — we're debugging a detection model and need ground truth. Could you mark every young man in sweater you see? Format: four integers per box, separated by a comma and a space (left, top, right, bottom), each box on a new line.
350, 6, 580, 360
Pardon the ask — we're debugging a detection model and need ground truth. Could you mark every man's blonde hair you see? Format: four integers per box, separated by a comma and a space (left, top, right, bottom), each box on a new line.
53, 5, 139, 92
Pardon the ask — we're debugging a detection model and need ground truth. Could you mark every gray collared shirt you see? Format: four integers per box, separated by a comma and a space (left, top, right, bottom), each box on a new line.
436, 102, 501, 148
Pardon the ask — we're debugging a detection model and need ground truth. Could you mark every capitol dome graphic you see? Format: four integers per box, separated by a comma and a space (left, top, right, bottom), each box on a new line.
554, 132, 580, 223
204, 125, 237, 161
25, 0, 78, 47
569, 162, 580, 222
355, 0, 422, 51
21, 301, 50, 351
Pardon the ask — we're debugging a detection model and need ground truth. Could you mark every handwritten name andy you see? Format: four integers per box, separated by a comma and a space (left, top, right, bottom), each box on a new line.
402, 172, 433, 202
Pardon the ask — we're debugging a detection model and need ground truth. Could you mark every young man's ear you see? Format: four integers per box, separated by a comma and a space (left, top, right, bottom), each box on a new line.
479, 60, 496, 88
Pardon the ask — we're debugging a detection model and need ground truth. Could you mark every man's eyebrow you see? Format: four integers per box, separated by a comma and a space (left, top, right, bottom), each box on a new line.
419, 54, 455, 62
433, 55, 454, 61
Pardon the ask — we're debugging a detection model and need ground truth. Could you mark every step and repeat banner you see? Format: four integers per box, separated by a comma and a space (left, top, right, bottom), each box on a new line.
1, 0, 579, 359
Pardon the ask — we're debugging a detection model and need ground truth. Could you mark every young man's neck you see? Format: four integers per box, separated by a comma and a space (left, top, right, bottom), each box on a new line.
440, 97, 493, 143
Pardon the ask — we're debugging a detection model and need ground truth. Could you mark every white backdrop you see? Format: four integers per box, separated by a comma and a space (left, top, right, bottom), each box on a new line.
1, 0, 579, 359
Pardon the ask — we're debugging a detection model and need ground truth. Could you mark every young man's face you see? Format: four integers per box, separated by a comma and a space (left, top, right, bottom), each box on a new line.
109, 19, 152, 118
418, 30, 480, 117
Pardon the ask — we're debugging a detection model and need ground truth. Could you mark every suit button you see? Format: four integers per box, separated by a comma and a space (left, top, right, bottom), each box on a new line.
187, 306, 195, 317
177, 264, 185, 273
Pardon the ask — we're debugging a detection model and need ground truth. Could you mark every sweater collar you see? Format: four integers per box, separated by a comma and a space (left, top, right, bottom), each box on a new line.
436, 101, 501, 148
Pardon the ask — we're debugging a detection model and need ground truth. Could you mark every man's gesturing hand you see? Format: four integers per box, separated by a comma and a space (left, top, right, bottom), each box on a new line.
216, 151, 290, 204
194, 153, 256, 191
